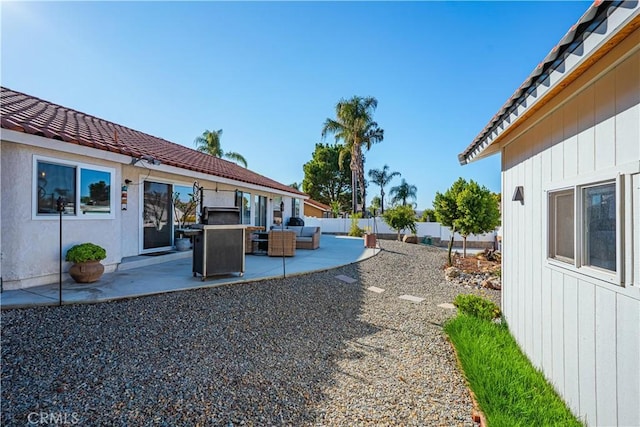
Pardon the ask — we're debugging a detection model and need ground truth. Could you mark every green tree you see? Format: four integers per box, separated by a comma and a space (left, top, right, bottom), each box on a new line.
290, 182, 301, 190
302, 143, 352, 209
322, 96, 384, 214
389, 179, 418, 206
434, 177, 500, 263
194, 129, 248, 167
88, 181, 110, 205
369, 195, 381, 216
419, 208, 436, 222
368, 164, 401, 214
382, 205, 417, 241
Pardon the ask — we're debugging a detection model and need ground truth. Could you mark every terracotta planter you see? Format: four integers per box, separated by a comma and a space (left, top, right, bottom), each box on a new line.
364, 233, 377, 248
69, 261, 104, 283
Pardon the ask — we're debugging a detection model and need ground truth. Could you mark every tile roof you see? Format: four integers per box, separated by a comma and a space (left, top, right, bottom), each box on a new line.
0, 86, 305, 196
304, 198, 331, 211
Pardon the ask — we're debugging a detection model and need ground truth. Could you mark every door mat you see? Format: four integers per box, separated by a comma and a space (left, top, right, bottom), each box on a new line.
141, 251, 176, 256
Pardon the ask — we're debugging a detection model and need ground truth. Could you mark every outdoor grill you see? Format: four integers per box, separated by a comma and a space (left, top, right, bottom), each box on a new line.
192, 206, 244, 280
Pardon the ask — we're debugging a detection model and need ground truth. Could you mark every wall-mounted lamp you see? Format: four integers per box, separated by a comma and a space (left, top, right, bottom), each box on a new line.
512, 186, 524, 204
130, 155, 162, 166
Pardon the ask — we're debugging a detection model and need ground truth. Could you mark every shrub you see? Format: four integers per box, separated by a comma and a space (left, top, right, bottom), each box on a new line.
65, 243, 107, 263
453, 294, 501, 321
348, 213, 365, 237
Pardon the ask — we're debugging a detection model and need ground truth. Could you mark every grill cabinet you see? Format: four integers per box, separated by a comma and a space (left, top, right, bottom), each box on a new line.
192, 207, 244, 280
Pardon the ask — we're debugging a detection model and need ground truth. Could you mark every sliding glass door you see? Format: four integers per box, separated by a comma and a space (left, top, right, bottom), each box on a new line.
143, 181, 172, 250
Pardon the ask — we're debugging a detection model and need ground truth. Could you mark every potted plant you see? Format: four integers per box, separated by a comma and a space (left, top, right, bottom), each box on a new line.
65, 243, 107, 283
173, 191, 198, 251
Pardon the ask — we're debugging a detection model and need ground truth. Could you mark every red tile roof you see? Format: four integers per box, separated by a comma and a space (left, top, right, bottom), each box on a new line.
304, 198, 331, 211
0, 87, 305, 196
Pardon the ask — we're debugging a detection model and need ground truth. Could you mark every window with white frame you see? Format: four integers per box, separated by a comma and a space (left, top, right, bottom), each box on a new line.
235, 191, 252, 224
548, 179, 619, 281
34, 157, 114, 218
291, 198, 300, 217
273, 196, 282, 224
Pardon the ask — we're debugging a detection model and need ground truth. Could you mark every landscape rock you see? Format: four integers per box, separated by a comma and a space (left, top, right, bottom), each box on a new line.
402, 235, 418, 244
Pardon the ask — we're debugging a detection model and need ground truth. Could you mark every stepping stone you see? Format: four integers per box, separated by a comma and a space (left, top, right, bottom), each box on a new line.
367, 286, 385, 294
438, 303, 456, 310
335, 275, 357, 284
399, 295, 425, 303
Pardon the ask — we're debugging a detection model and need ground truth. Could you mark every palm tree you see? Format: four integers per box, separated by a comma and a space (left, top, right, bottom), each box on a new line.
194, 129, 248, 167
390, 179, 418, 206
322, 96, 384, 214
368, 164, 401, 214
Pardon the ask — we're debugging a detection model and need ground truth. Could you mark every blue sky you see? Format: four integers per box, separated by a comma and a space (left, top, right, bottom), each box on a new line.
1, 1, 590, 209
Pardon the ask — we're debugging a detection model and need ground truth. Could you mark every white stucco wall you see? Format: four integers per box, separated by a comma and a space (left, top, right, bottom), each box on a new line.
0, 135, 302, 288
500, 31, 640, 426
1, 142, 123, 289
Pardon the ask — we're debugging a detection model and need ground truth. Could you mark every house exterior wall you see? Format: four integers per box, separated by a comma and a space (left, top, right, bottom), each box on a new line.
1, 141, 124, 289
304, 203, 326, 218
1, 137, 300, 289
500, 30, 639, 426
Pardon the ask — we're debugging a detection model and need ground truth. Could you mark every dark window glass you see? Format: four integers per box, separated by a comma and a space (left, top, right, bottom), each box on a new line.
583, 183, 616, 271
37, 161, 76, 215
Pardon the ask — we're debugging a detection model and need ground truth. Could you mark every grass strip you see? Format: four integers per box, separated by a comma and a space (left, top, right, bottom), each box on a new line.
444, 315, 582, 427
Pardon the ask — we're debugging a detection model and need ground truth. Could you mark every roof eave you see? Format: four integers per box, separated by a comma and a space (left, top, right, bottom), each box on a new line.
459, 1, 640, 166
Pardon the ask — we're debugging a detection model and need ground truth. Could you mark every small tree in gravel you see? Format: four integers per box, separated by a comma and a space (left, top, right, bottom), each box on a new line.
434, 177, 500, 264
382, 205, 417, 241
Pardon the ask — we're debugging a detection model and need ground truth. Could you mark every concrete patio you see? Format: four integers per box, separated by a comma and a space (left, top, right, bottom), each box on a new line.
0, 235, 379, 309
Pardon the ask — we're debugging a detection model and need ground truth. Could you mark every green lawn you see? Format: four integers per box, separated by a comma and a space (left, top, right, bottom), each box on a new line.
444, 314, 583, 427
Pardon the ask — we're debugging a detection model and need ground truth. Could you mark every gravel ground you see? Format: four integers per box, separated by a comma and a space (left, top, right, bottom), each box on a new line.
2, 240, 500, 426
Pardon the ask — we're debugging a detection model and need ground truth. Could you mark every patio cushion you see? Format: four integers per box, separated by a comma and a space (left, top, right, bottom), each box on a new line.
296, 236, 312, 243
301, 227, 317, 237
287, 226, 304, 236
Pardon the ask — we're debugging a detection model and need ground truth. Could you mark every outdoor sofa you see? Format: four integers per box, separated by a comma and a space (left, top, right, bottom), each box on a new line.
270, 225, 321, 250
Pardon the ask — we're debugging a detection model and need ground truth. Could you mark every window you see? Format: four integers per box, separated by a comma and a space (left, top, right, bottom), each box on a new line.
235, 191, 251, 224
582, 183, 616, 271
273, 196, 282, 224
35, 157, 114, 218
291, 198, 300, 217
548, 179, 619, 281
254, 195, 267, 227
549, 189, 574, 263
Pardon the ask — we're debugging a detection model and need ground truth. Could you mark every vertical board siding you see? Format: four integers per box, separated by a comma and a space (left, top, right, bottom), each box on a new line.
524, 136, 534, 357
563, 276, 580, 414
594, 70, 616, 169
518, 149, 526, 349
563, 97, 579, 178
578, 284, 597, 425
595, 286, 618, 426
531, 151, 543, 368
551, 270, 565, 394
616, 295, 640, 427
577, 85, 596, 175
614, 52, 640, 166
502, 47, 640, 426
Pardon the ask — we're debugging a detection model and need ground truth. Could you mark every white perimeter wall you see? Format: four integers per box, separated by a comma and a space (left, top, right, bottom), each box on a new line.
500, 31, 640, 426
303, 216, 496, 244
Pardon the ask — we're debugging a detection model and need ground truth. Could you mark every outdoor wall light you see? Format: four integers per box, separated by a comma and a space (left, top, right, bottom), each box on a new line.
512, 186, 524, 204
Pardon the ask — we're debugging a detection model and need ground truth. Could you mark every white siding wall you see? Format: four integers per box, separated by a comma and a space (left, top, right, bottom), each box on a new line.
501, 45, 640, 426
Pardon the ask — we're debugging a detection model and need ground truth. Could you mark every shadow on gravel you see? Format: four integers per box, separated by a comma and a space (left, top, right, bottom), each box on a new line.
1, 266, 374, 425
